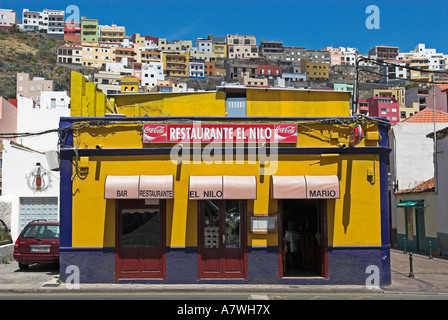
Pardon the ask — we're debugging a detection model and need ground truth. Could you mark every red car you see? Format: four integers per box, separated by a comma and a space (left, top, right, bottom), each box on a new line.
14, 220, 59, 270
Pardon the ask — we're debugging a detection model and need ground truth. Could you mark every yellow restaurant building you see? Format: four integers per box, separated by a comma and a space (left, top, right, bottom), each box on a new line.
58, 72, 391, 284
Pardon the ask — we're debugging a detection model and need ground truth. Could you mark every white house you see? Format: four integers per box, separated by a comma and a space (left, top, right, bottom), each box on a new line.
20, 9, 64, 37
340, 47, 358, 66
141, 62, 164, 88
414, 43, 446, 71
195, 38, 212, 53
389, 108, 448, 251
1, 93, 70, 240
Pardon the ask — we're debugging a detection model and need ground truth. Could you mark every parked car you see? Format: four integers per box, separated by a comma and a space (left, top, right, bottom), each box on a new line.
0, 219, 12, 246
14, 220, 59, 270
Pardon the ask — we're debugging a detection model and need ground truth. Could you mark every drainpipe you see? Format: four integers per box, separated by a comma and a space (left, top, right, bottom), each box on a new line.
433, 84, 438, 195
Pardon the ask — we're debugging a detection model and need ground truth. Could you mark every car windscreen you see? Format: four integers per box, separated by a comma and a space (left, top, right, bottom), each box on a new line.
21, 224, 59, 239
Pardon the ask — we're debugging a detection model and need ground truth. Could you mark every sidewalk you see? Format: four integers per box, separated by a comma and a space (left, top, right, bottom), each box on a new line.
383, 249, 448, 293
1, 249, 448, 295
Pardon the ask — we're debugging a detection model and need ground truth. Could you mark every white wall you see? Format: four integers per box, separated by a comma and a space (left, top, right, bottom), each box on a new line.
2, 94, 70, 239
16, 94, 70, 151
142, 62, 164, 88
390, 122, 448, 190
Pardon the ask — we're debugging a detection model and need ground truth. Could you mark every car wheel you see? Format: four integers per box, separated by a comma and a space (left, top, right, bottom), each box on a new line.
18, 262, 29, 270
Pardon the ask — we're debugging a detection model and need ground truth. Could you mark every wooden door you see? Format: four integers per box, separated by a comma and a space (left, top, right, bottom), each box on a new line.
415, 208, 426, 253
198, 200, 246, 279
115, 200, 166, 280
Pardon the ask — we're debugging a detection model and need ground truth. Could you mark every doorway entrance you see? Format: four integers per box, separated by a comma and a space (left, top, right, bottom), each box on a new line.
279, 199, 326, 278
115, 199, 166, 281
198, 200, 247, 279
415, 208, 426, 253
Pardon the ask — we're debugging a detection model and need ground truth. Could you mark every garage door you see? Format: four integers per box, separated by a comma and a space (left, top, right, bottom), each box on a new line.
19, 197, 59, 230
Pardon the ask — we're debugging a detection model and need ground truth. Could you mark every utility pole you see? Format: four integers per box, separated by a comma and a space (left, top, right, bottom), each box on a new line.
352, 55, 359, 116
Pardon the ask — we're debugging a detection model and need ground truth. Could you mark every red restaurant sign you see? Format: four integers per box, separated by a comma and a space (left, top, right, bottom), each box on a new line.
143, 123, 298, 144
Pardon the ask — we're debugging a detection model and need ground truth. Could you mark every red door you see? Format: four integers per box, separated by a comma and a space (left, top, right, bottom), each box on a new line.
198, 200, 246, 279
115, 200, 166, 281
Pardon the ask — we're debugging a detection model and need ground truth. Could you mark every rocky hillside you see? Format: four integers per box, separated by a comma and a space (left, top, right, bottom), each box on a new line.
0, 28, 87, 99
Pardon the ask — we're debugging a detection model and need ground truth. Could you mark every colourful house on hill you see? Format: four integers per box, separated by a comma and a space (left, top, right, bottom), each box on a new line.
58, 72, 392, 285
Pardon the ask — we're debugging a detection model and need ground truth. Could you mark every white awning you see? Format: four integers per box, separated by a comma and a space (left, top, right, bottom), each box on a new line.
104, 175, 174, 199
189, 175, 257, 200
271, 175, 340, 199
104, 175, 140, 199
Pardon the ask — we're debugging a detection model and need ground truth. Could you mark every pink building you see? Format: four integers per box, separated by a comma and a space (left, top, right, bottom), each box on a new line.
0, 9, 17, 28
367, 96, 400, 124
322, 46, 345, 66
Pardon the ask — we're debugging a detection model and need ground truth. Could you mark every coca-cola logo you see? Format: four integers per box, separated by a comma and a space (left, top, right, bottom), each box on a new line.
144, 125, 166, 135
275, 125, 296, 135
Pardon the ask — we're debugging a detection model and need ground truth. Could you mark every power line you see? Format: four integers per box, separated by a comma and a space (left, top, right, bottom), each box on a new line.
358, 56, 448, 76
358, 68, 448, 85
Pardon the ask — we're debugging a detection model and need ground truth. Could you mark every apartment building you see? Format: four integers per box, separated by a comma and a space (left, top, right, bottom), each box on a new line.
239, 72, 268, 87
93, 71, 122, 95
406, 86, 448, 114
195, 38, 212, 53
340, 47, 358, 66
81, 17, 99, 43
141, 51, 162, 64
20, 9, 64, 37
412, 44, 445, 71
258, 40, 284, 61
133, 34, 159, 50
367, 96, 400, 124
322, 46, 345, 66
189, 49, 217, 62
207, 35, 227, 58
162, 52, 189, 77
57, 45, 82, 65
141, 62, 165, 88
407, 57, 432, 82
257, 65, 282, 79
99, 24, 126, 43
82, 44, 114, 68
159, 38, 192, 51
20, 9, 40, 31
189, 59, 206, 79
379, 59, 407, 84
44, 9, 65, 38
300, 59, 329, 81
368, 45, 399, 61
16, 73, 53, 104
226, 34, 258, 59
205, 61, 215, 76
0, 9, 17, 28
225, 60, 258, 82
115, 46, 140, 66
283, 47, 331, 66
64, 22, 81, 43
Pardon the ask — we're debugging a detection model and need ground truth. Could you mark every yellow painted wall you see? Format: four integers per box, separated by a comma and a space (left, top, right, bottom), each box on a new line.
70, 153, 382, 249
69, 71, 351, 118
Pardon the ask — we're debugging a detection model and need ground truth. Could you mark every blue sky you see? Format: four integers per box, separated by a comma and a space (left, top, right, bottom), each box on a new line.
3, 0, 448, 54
